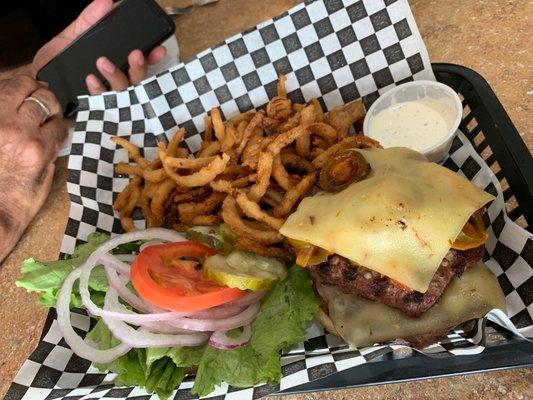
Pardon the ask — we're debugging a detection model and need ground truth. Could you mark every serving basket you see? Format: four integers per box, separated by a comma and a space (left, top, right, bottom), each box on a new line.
28, 63, 532, 400
280, 62, 533, 396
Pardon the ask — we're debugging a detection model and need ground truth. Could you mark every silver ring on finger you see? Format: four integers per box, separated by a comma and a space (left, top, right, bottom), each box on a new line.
23, 96, 52, 126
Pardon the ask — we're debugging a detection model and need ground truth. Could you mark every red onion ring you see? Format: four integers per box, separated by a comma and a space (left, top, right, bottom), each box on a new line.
100, 254, 131, 277
104, 267, 151, 313
222, 290, 266, 308
166, 302, 260, 332
56, 268, 132, 363
190, 304, 247, 320
209, 325, 252, 350
103, 287, 208, 347
78, 229, 196, 324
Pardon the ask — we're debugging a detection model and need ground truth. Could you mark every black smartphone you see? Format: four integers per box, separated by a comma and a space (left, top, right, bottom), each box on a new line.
37, 0, 175, 116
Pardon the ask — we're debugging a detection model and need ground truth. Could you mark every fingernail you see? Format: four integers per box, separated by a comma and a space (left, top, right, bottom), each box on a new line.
87, 74, 100, 88
100, 57, 115, 74
137, 56, 145, 67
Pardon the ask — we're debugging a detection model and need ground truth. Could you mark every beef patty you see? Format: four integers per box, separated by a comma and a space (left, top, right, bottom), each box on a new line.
310, 246, 484, 317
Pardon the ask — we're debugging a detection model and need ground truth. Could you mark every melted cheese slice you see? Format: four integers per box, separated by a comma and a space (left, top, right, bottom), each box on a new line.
315, 262, 506, 348
280, 147, 494, 293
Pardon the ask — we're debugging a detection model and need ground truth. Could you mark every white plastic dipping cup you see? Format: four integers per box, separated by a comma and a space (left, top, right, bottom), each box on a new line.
363, 81, 463, 163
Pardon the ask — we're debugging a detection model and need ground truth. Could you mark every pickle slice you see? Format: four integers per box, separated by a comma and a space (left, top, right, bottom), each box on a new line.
204, 251, 287, 291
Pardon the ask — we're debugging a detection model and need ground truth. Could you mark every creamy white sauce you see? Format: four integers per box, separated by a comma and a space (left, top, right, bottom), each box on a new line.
368, 100, 452, 152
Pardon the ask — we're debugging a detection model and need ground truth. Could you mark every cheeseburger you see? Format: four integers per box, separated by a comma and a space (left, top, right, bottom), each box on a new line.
280, 147, 506, 347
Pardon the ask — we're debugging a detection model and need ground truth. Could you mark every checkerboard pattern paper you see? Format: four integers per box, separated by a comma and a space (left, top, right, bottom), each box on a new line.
6, 0, 532, 399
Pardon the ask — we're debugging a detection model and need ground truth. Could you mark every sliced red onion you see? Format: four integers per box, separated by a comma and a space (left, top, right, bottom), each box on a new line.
104, 267, 150, 313
56, 268, 132, 363
139, 240, 165, 252
166, 302, 260, 332
114, 253, 138, 262
103, 273, 193, 334
223, 290, 266, 308
103, 287, 208, 347
209, 325, 252, 350
100, 253, 131, 277
78, 229, 194, 324
191, 305, 247, 320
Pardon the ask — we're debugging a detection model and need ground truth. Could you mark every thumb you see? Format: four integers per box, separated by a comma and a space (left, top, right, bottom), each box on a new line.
64, 0, 114, 39
32, 0, 113, 75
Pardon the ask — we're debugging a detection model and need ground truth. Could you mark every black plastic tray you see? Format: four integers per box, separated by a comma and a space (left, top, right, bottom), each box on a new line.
279, 63, 533, 396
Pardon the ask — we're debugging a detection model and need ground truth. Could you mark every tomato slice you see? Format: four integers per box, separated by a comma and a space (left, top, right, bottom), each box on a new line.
131, 241, 245, 312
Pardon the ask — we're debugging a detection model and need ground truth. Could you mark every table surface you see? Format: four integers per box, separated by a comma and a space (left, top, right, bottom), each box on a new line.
0, 0, 531, 398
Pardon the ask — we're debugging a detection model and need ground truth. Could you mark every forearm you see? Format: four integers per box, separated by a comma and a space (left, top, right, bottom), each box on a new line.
0, 64, 32, 81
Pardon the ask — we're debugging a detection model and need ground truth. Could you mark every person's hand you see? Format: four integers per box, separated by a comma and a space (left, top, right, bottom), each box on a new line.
0, 75, 66, 263
31, 0, 167, 95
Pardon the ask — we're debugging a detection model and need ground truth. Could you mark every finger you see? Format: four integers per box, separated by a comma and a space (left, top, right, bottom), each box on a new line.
86, 74, 107, 95
127, 50, 148, 85
18, 87, 62, 125
96, 57, 129, 91
147, 46, 167, 65
0, 75, 42, 107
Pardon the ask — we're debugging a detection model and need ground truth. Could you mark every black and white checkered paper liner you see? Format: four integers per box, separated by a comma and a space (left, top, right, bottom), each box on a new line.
7, 0, 532, 399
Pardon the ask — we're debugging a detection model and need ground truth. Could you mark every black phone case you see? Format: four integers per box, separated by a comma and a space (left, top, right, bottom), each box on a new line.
37, 0, 175, 116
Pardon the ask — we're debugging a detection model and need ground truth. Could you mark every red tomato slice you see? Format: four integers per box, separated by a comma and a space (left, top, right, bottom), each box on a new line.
131, 241, 245, 312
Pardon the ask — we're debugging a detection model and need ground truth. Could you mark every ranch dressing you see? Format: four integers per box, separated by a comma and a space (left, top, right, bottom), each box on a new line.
368, 100, 453, 152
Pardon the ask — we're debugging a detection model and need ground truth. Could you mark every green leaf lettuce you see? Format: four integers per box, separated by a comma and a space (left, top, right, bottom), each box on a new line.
16, 232, 109, 307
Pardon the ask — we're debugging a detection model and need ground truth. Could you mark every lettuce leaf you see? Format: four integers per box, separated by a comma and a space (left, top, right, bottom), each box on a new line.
16, 232, 110, 307
20, 229, 319, 400
87, 320, 189, 400
191, 266, 319, 396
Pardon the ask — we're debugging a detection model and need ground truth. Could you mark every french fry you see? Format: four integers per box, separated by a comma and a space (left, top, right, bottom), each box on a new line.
118, 176, 141, 231
310, 98, 324, 122
235, 191, 284, 230
204, 115, 213, 143
163, 154, 217, 169
167, 128, 185, 157
178, 191, 226, 215
221, 123, 236, 153
247, 150, 274, 201
112, 75, 373, 258
211, 108, 225, 142
111, 136, 148, 169
325, 101, 365, 138
143, 168, 167, 183
266, 96, 292, 121
197, 141, 221, 158
141, 185, 160, 228
234, 237, 292, 261
221, 196, 283, 244
173, 187, 207, 203
236, 111, 264, 156
115, 163, 144, 177
313, 136, 330, 150
160, 144, 229, 187
273, 173, 315, 218
277, 74, 287, 98
281, 152, 315, 173
180, 213, 219, 226
272, 154, 296, 191
151, 178, 177, 219
295, 103, 317, 158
